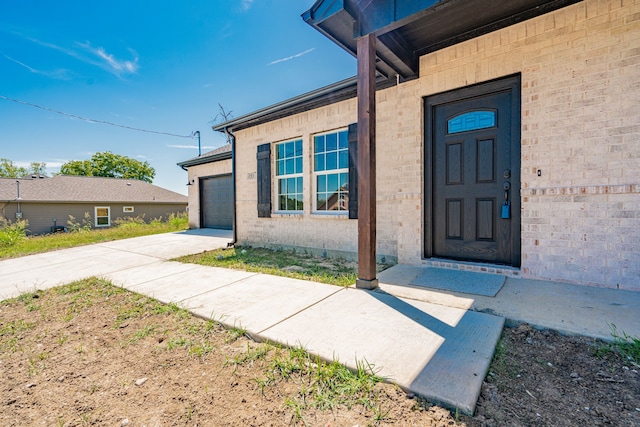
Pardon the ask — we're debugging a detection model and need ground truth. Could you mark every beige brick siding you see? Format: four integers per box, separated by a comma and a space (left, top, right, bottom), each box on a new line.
186, 159, 232, 228
234, 0, 640, 290
235, 100, 362, 257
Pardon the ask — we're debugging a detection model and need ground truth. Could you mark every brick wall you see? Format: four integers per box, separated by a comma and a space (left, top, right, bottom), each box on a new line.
233, 0, 640, 289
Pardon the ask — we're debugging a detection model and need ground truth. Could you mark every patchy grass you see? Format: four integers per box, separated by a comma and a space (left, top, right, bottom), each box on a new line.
176, 246, 393, 287
0, 278, 443, 426
595, 323, 640, 367
0, 213, 188, 260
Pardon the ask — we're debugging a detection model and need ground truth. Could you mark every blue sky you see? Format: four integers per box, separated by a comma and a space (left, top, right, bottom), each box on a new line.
0, 0, 356, 194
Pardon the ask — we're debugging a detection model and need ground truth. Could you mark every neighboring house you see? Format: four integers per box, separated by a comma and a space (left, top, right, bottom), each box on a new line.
177, 144, 233, 230
0, 175, 187, 235
211, 0, 639, 291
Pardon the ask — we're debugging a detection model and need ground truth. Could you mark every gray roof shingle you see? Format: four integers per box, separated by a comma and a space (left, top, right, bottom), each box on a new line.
0, 175, 187, 204
177, 144, 232, 168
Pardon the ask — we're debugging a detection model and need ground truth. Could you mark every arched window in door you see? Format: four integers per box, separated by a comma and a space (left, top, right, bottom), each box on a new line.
447, 110, 496, 134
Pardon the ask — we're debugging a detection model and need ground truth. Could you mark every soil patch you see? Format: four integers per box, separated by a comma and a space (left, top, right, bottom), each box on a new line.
1, 278, 638, 426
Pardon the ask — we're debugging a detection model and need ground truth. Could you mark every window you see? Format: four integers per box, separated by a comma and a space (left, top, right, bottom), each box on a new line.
314, 129, 349, 212
95, 206, 110, 227
123, 206, 134, 213
275, 139, 303, 211
447, 110, 496, 134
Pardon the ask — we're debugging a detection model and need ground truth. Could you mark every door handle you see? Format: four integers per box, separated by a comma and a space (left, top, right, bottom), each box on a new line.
502, 181, 511, 219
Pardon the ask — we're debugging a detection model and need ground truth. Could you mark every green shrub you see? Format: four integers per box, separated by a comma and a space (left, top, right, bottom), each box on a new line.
67, 213, 93, 232
167, 212, 188, 230
0, 217, 29, 247
113, 214, 146, 229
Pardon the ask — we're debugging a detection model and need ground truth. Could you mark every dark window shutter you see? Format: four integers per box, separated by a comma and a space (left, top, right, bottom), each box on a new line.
256, 143, 271, 218
348, 123, 358, 219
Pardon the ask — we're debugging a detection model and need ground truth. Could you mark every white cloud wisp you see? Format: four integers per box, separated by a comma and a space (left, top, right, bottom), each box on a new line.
267, 48, 315, 66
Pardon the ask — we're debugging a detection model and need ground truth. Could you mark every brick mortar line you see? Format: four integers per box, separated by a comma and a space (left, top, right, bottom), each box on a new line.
523, 184, 640, 196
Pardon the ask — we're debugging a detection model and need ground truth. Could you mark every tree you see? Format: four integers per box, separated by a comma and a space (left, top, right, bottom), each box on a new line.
0, 158, 48, 178
211, 103, 234, 144
59, 151, 155, 183
28, 162, 48, 176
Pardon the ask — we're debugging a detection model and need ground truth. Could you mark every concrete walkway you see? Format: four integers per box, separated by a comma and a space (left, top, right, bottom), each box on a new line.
1, 230, 638, 415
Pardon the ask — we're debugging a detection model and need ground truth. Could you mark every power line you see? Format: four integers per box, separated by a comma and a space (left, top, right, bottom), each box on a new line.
0, 94, 195, 139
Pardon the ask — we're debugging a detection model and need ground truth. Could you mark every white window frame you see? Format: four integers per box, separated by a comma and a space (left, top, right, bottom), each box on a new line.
313, 128, 349, 214
274, 138, 304, 213
94, 206, 111, 227
123, 206, 134, 213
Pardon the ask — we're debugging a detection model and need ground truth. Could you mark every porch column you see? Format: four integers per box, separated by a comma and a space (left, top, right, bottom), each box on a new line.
356, 33, 378, 290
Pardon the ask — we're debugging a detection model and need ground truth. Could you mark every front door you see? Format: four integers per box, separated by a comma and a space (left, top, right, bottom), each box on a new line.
425, 76, 521, 266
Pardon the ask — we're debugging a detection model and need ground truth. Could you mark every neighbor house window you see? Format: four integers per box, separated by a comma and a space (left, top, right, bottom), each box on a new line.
123, 206, 134, 213
314, 129, 349, 212
95, 206, 110, 227
275, 139, 303, 211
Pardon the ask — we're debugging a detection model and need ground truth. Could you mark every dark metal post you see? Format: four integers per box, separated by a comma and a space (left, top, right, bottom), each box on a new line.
356, 34, 378, 290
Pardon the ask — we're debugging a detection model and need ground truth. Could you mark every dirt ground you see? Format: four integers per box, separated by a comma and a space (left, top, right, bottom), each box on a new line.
1, 278, 638, 426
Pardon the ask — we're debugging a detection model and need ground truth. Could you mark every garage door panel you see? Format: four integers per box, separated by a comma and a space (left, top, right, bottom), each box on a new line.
200, 175, 233, 229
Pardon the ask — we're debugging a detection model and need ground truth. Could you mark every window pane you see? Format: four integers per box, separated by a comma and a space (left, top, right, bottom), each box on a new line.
97, 208, 108, 216
317, 175, 326, 193
285, 158, 294, 174
314, 135, 325, 154
296, 177, 303, 193
338, 150, 348, 169
295, 194, 303, 211
295, 139, 303, 156
285, 141, 294, 157
339, 173, 348, 190
317, 194, 327, 210
279, 178, 287, 194
338, 130, 348, 149
326, 133, 337, 151
275, 160, 282, 176
326, 152, 337, 170
315, 154, 325, 171
327, 173, 339, 192
287, 177, 297, 193
277, 144, 285, 160
287, 196, 296, 210
97, 217, 109, 225
279, 195, 287, 210
448, 111, 496, 134
295, 157, 302, 174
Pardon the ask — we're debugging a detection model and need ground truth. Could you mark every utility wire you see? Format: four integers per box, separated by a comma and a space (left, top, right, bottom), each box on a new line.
0, 94, 195, 139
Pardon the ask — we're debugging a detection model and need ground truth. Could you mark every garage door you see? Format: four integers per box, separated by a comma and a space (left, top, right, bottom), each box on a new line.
200, 174, 233, 229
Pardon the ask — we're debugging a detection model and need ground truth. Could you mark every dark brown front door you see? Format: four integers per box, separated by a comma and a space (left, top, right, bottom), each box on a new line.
425, 76, 521, 266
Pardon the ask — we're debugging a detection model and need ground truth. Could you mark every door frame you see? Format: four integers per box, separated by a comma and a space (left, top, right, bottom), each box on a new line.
423, 74, 521, 266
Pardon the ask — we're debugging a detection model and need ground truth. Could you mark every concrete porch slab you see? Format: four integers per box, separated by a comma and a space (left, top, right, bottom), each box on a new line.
378, 264, 640, 341
259, 287, 504, 415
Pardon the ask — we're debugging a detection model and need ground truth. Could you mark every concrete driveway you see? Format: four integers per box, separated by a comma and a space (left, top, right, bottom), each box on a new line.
0, 228, 232, 300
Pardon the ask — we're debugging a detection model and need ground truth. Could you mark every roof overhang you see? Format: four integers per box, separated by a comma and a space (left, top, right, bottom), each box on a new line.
177, 150, 232, 169
302, 0, 583, 81
212, 76, 396, 133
